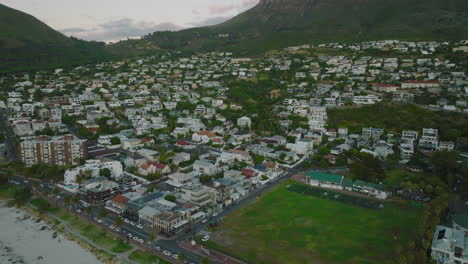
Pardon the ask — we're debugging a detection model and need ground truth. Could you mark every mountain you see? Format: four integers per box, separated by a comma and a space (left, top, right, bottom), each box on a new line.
142, 0, 468, 55
0, 4, 111, 72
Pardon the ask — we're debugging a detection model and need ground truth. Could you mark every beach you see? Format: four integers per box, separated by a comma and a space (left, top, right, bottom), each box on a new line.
0, 203, 102, 264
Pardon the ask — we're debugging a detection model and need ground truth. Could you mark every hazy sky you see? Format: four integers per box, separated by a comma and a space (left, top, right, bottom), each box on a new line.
0, 0, 259, 42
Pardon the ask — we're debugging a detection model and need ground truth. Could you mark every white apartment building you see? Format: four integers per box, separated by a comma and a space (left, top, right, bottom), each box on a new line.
64, 158, 123, 186
419, 128, 439, 150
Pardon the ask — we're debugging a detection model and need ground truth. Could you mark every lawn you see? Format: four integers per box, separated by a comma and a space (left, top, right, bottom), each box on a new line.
128, 250, 171, 264
208, 181, 421, 264
53, 209, 132, 253
0, 185, 15, 199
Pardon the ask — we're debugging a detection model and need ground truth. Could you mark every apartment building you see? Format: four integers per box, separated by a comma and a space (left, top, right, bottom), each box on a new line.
18, 134, 87, 167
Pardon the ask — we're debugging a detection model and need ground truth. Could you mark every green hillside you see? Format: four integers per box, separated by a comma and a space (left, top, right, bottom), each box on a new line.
141, 0, 468, 55
0, 4, 113, 72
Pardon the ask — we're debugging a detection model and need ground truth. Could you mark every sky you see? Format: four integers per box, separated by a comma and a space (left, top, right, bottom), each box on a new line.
0, 0, 259, 42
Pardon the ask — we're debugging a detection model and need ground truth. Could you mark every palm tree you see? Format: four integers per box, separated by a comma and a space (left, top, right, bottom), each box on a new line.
178, 253, 186, 263
72, 195, 80, 216
84, 207, 92, 221
115, 217, 124, 228
148, 232, 156, 246
98, 208, 108, 218
64, 196, 71, 210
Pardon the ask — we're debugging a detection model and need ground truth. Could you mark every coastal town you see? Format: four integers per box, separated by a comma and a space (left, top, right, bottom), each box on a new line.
1, 39, 468, 264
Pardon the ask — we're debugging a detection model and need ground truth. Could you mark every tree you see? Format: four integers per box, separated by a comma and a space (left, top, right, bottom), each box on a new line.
115, 217, 124, 228
164, 194, 177, 202
99, 168, 112, 179
13, 187, 32, 205
84, 206, 92, 218
253, 155, 265, 165
431, 151, 459, 186
148, 232, 156, 246
279, 153, 287, 160
201, 257, 210, 264
110, 137, 121, 145
318, 147, 331, 155
98, 208, 108, 218
178, 253, 186, 263
36, 199, 51, 213
64, 196, 71, 208
147, 185, 157, 192
199, 175, 212, 184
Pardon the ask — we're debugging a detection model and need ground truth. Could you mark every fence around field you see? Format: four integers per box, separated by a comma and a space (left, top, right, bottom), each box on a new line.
286, 183, 385, 210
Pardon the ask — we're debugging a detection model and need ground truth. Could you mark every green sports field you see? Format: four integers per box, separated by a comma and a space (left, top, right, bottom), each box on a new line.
208, 181, 421, 264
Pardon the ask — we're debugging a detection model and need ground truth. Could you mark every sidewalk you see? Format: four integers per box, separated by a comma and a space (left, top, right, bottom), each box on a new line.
179, 240, 246, 264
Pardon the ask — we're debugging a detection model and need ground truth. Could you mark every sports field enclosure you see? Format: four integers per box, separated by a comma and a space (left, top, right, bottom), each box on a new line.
207, 181, 422, 264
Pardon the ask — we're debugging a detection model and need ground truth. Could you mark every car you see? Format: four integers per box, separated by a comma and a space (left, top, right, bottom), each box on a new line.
127, 234, 133, 238
163, 250, 172, 256
115, 228, 120, 232
136, 224, 143, 229
155, 246, 161, 251
201, 219, 207, 223
109, 225, 115, 230
124, 219, 130, 223
97, 219, 103, 224
172, 254, 179, 259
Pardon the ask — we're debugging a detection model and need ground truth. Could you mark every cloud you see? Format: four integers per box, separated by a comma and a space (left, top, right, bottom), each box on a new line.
208, 0, 259, 15
190, 16, 232, 27
59, 18, 183, 42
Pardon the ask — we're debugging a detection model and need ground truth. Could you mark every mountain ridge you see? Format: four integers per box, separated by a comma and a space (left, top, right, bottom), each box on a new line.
0, 4, 114, 73
138, 0, 468, 55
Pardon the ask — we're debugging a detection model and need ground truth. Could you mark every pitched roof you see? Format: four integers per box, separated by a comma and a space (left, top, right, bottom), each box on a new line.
112, 195, 130, 204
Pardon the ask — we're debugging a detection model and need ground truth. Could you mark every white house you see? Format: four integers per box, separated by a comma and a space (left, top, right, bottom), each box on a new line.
193, 160, 218, 176
64, 158, 123, 186
286, 138, 314, 155
237, 116, 252, 128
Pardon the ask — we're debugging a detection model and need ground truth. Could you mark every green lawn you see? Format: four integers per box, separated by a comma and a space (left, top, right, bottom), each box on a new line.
128, 250, 171, 264
208, 181, 421, 264
52, 209, 132, 253
0, 185, 15, 199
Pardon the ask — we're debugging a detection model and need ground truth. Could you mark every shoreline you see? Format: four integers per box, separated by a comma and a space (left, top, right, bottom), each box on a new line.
0, 201, 105, 264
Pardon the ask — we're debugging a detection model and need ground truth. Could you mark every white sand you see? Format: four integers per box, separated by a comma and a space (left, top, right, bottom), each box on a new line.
0, 204, 102, 264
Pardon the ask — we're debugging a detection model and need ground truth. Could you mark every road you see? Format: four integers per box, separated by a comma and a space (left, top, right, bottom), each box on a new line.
8, 164, 303, 264
0, 110, 19, 162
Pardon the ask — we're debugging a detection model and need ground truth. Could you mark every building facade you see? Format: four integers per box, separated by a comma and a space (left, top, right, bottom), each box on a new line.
19, 134, 87, 167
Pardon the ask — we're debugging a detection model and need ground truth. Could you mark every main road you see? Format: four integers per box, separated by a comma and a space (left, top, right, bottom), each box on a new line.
0, 110, 19, 162
8, 164, 303, 264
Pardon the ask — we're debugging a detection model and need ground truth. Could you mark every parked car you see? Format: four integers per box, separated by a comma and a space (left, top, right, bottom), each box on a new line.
163, 250, 172, 256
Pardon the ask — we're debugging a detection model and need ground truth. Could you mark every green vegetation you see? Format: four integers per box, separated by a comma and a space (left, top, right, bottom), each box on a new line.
208, 181, 422, 264
0, 185, 16, 199
128, 250, 170, 264
328, 103, 468, 141
0, 4, 109, 72
164, 194, 177, 202
52, 209, 133, 253
223, 79, 285, 134
30, 197, 51, 212
139, 0, 468, 56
